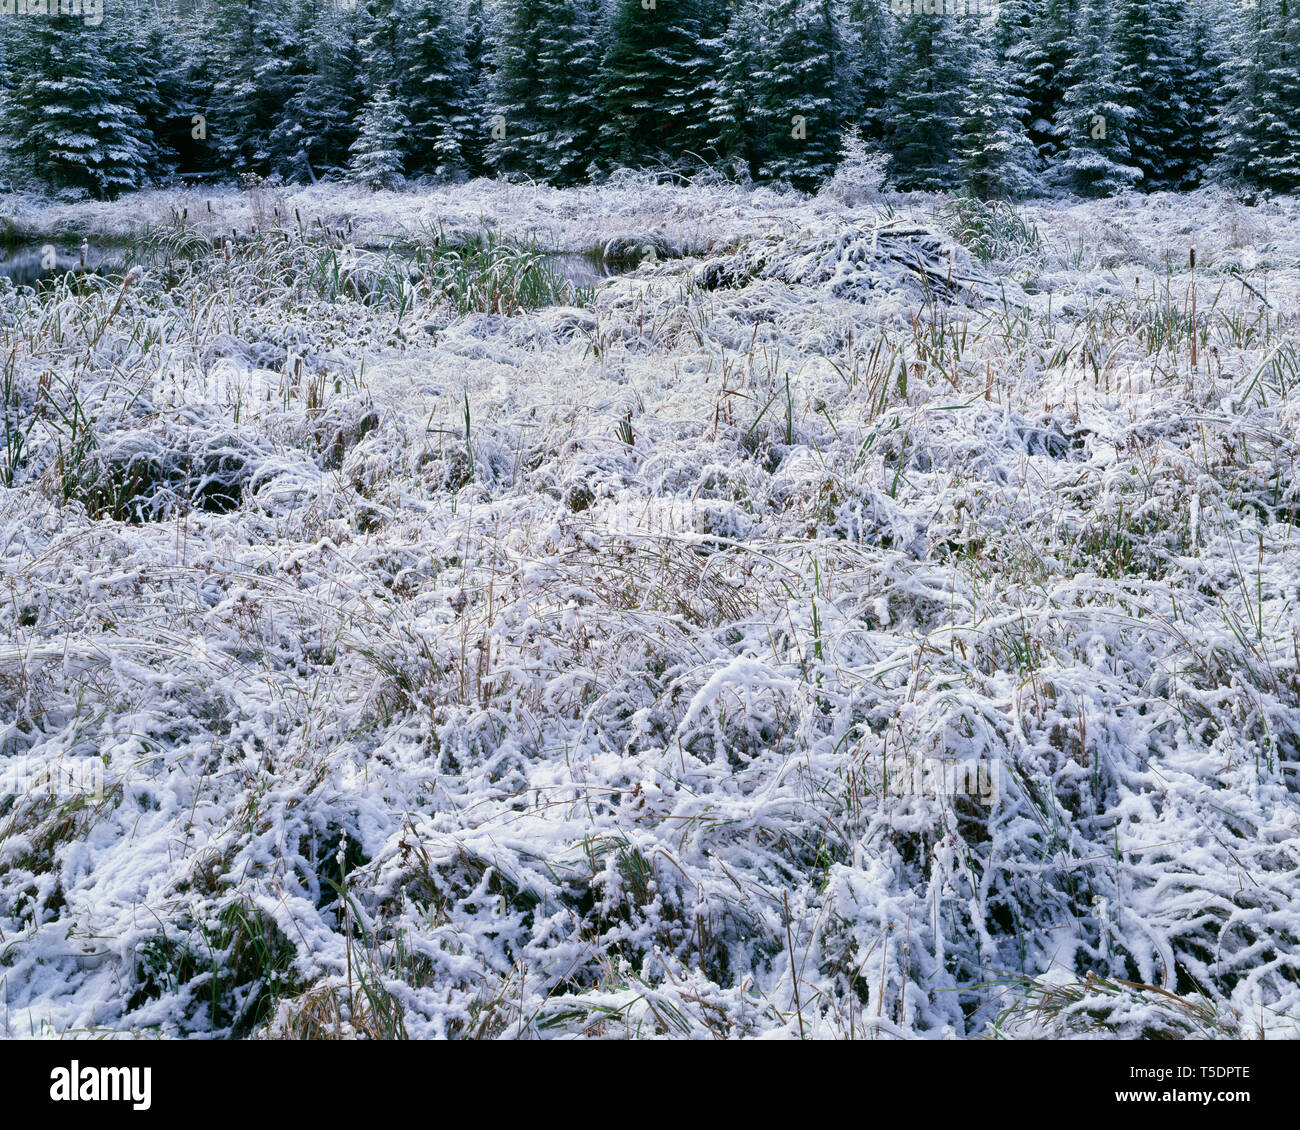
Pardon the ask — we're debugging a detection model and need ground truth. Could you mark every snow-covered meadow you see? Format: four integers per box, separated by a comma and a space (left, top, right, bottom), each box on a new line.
1, 177, 1298, 1038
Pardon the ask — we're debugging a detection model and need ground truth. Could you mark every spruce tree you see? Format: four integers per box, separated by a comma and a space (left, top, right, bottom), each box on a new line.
354, 0, 406, 172
174, 2, 221, 179
1111, 0, 1193, 191
274, 0, 365, 182
709, 0, 761, 179
882, 10, 973, 190
600, 0, 716, 172
348, 84, 410, 189
353, 0, 475, 181
128, 3, 191, 184
4, 9, 151, 197
460, 0, 497, 177
1214, 0, 1300, 192
1017, 0, 1079, 161
747, 0, 843, 191
838, 0, 891, 142
404, 0, 474, 179
487, 0, 605, 186
534, 0, 606, 184
485, 0, 545, 178
1052, 0, 1142, 196
202, 0, 301, 177
1177, 0, 1228, 188
961, 27, 1044, 199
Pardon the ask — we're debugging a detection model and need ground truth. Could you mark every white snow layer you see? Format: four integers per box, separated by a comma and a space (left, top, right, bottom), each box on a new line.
0, 177, 1297, 1039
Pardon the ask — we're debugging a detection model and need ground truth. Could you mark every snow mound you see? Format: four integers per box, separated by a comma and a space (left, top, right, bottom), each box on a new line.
695, 219, 1024, 307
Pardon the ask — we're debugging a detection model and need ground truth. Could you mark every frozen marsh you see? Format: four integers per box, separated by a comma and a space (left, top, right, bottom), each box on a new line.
0, 178, 1298, 1038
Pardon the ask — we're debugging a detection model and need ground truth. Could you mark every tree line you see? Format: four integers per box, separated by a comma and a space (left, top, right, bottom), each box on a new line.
0, 0, 1295, 200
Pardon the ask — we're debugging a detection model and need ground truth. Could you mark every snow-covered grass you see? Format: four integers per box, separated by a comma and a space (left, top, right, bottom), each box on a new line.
1, 176, 1298, 1039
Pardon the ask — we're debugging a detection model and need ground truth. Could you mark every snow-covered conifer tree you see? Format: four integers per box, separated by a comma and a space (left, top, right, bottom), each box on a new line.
1052, 0, 1142, 196
961, 25, 1044, 199
1111, 0, 1195, 190
883, 9, 973, 190
599, 0, 717, 171
404, 0, 474, 179
838, 0, 891, 142
1214, 0, 1300, 192
348, 84, 411, 188
748, 0, 844, 191
4, 8, 152, 197
273, 0, 365, 182
202, 0, 301, 177
487, 0, 605, 185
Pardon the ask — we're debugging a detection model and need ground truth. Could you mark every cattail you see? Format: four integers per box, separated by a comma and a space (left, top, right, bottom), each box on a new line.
91, 266, 144, 345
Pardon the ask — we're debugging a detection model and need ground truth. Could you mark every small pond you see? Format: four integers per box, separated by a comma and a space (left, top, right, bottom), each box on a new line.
0, 241, 127, 286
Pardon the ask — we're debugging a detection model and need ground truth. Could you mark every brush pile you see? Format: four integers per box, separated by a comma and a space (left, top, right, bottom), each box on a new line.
696, 219, 1023, 307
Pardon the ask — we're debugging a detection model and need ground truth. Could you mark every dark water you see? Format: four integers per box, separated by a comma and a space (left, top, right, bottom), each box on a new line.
551, 252, 626, 288
0, 241, 126, 286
